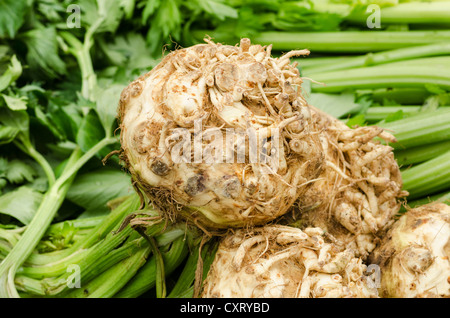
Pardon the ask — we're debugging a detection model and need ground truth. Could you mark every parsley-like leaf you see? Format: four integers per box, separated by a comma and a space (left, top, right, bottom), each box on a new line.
20, 27, 67, 78
0, 0, 29, 38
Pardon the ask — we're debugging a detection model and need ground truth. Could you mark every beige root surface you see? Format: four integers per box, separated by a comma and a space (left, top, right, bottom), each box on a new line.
201, 225, 379, 298
289, 105, 408, 259
118, 38, 324, 230
368, 202, 450, 298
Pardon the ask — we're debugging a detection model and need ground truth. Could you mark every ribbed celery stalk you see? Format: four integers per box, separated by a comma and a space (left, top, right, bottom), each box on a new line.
309, 63, 450, 93
23, 194, 139, 267
167, 240, 219, 298
345, 1, 450, 26
369, 88, 431, 105
376, 108, 450, 149
0, 147, 82, 298
300, 43, 450, 74
114, 236, 188, 298
395, 140, 450, 166
404, 191, 450, 211
193, 30, 450, 53
365, 106, 422, 122
402, 150, 450, 199
62, 240, 151, 298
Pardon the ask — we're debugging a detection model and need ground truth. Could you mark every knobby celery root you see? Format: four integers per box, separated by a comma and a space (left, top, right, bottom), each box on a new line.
201, 225, 379, 298
291, 106, 408, 259
368, 202, 450, 298
118, 38, 324, 230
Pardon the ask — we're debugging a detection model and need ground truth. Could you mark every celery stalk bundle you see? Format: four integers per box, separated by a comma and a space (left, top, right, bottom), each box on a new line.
1, 194, 193, 298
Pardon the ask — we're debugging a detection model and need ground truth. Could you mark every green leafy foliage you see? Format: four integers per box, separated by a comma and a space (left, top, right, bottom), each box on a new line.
0, 186, 43, 225
20, 27, 67, 78
0, 55, 22, 92
66, 168, 132, 216
0, 0, 29, 39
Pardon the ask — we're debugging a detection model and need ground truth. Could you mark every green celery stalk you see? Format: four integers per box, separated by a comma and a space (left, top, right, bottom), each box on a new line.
345, 1, 450, 26
193, 30, 450, 53
296, 56, 355, 70
114, 236, 188, 298
395, 140, 450, 166
61, 241, 151, 298
15, 235, 143, 296
24, 194, 140, 266
0, 136, 120, 297
301, 43, 450, 74
16, 225, 137, 280
167, 239, 219, 298
0, 148, 82, 298
402, 150, 450, 200
404, 191, 450, 211
369, 88, 431, 105
309, 64, 450, 93
377, 108, 450, 149
365, 106, 422, 122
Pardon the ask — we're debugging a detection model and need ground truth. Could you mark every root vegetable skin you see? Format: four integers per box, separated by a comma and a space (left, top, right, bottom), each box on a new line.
118, 38, 324, 230
201, 225, 379, 298
293, 106, 407, 259
368, 203, 450, 298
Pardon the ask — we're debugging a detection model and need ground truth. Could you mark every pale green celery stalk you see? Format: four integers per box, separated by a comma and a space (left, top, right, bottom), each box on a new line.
376, 108, 450, 149
168, 240, 219, 299
0, 149, 81, 298
366, 105, 450, 122
17, 222, 137, 279
369, 88, 431, 105
192, 30, 450, 53
24, 194, 139, 266
16, 211, 165, 295
59, 22, 103, 101
16, 238, 142, 296
115, 236, 188, 298
403, 191, 450, 212
365, 106, 422, 122
56, 227, 186, 298
345, 1, 450, 25
0, 229, 21, 251
0, 137, 117, 298
395, 140, 450, 166
167, 243, 201, 298
59, 5, 110, 100
13, 138, 56, 187
0, 241, 12, 257
296, 56, 355, 70
14, 227, 140, 296
301, 43, 450, 75
33, 216, 104, 253
72, 244, 151, 298
309, 64, 450, 93
402, 150, 450, 200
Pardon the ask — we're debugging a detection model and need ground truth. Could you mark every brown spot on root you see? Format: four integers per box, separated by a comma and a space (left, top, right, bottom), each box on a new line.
185, 174, 206, 196
150, 159, 170, 176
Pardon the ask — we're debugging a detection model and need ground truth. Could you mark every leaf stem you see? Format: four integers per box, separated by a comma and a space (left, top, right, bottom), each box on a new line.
0, 148, 81, 298
0, 137, 117, 297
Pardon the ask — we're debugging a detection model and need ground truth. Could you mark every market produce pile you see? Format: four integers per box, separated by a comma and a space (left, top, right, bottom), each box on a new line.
0, 0, 449, 298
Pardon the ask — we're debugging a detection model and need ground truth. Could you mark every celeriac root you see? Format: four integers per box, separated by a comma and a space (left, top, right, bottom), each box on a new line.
368, 202, 450, 298
118, 38, 324, 230
290, 106, 408, 259
201, 225, 379, 298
